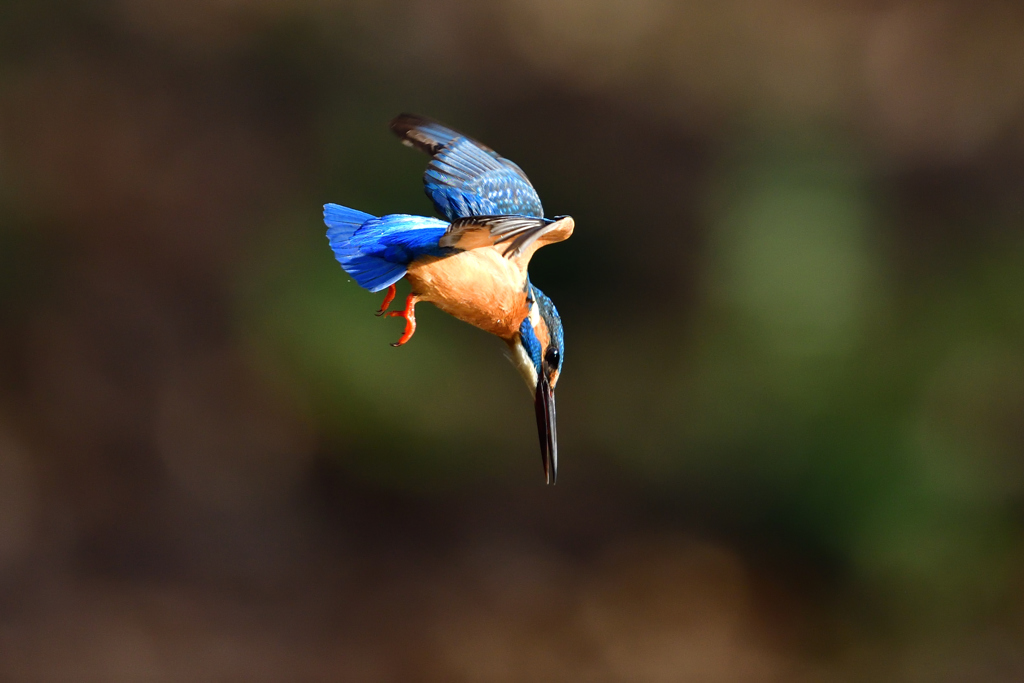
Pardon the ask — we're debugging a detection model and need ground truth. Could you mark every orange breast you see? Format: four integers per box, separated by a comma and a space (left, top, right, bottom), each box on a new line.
405, 248, 530, 340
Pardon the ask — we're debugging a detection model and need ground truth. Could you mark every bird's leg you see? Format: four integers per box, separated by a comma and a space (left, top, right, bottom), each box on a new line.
386, 294, 418, 347
375, 284, 397, 316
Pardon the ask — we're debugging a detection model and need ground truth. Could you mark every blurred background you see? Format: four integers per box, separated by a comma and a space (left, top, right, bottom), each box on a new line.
0, 0, 1023, 680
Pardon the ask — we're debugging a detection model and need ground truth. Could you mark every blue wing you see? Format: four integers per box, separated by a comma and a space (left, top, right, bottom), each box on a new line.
325, 204, 449, 292
390, 114, 544, 221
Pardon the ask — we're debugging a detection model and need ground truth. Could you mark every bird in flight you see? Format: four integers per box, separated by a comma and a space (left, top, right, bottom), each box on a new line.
324, 114, 572, 483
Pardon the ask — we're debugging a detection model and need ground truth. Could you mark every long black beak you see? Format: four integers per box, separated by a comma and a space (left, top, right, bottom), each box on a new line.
534, 373, 557, 484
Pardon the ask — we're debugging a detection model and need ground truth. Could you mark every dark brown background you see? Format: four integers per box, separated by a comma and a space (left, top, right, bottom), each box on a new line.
0, 1, 1023, 680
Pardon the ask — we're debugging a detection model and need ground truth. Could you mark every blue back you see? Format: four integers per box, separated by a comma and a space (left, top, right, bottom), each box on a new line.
324, 203, 448, 292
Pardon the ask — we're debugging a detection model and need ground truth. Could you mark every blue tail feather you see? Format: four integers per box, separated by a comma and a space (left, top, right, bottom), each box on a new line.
324, 203, 449, 293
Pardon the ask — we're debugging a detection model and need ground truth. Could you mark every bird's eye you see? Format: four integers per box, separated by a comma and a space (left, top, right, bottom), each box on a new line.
545, 347, 560, 369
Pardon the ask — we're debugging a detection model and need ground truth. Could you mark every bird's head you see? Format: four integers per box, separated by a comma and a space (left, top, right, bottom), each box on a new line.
510, 285, 563, 484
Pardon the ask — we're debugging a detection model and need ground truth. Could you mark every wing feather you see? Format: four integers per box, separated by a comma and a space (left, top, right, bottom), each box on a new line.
390, 114, 544, 220
441, 215, 574, 259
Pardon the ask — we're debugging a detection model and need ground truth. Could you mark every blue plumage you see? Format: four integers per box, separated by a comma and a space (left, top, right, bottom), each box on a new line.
390, 115, 544, 221
425, 139, 544, 220
325, 204, 448, 292
533, 287, 563, 364
325, 114, 571, 484
519, 284, 563, 378
519, 315, 543, 371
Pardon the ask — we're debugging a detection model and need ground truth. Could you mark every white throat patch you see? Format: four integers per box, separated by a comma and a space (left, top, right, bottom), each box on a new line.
509, 337, 538, 394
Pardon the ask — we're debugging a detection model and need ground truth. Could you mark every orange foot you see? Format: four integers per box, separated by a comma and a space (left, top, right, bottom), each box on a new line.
386, 294, 418, 346
375, 284, 397, 316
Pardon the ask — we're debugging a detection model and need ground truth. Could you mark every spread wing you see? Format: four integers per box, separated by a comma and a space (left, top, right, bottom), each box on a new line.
390, 114, 544, 221
440, 215, 574, 260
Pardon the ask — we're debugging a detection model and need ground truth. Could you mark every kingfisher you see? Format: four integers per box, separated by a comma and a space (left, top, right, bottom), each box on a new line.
323, 114, 571, 484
